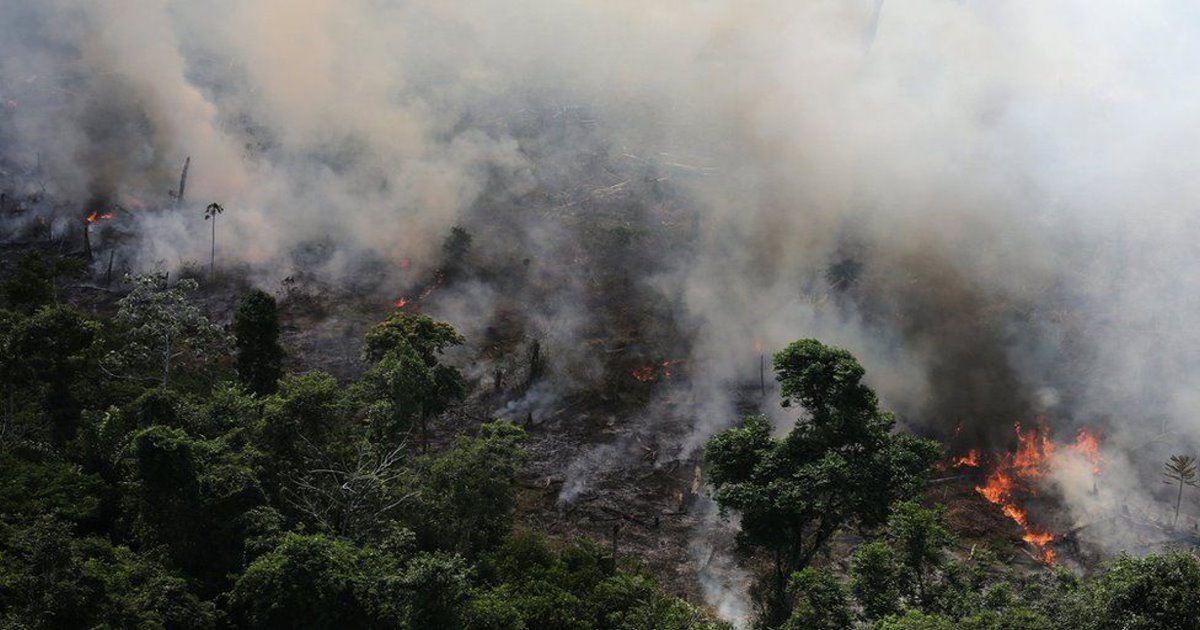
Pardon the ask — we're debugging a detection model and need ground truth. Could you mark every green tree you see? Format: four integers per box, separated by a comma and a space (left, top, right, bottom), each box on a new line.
852, 541, 902, 622
1, 252, 84, 313
364, 311, 465, 365
261, 371, 347, 466
104, 274, 229, 386
782, 567, 852, 630
361, 312, 465, 449
704, 339, 940, 626
876, 609, 958, 630
1083, 552, 1200, 630
1163, 455, 1198, 528
0, 516, 216, 629
400, 551, 472, 628
233, 289, 284, 395
890, 501, 956, 608
441, 225, 473, 280
127, 424, 267, 589
227, 533, 405, 629
410, 421, 527, 556
0, 454, 103, 523
473, 531, 730, 630
361, 343, 438, 444
9, 306, 98, 444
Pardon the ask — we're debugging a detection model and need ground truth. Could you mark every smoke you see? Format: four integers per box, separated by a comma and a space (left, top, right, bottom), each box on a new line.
5, 0, 1200, 616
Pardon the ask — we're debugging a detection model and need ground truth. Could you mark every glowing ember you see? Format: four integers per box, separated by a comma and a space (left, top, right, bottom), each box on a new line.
954, 449, 979, 468
631, 359, 685, 383
85, 210, 113, 224
632, 366, 656, 382
391, 269, 445, 310
417, 271, 445, 302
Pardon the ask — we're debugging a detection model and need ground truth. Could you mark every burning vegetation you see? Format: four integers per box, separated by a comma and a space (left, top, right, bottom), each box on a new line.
6, 1, 1200, 627
947, 421, 1105, 564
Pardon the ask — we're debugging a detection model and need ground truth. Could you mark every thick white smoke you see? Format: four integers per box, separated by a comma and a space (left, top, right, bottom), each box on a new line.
4, 0, 1200, 616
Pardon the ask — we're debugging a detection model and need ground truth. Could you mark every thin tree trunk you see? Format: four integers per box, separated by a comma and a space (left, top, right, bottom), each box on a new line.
210, 215, 216, 279
1176, 479, 1185, 527
162, 334, 172, 386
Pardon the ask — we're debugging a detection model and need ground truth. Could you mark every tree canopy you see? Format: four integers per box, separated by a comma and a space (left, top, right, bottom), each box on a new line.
705, 339, 941, 625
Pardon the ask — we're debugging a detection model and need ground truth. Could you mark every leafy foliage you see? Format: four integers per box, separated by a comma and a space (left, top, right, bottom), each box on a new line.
233, 289, 283, 395
104, 274, 229, 386
705, 339, 941, 625
1, 253, 83, 314
8, 276, 1197, 630
1083, 552, 1200, 630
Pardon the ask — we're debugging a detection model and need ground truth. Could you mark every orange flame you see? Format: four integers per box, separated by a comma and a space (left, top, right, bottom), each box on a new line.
970, 422, 1104, 564
1068, 429, 1103, 474
953, 449, 979, 468
631, 359, 685, 383
85, 211, 113, 224
394, 297, 409, 309
974, 421, 1059, 563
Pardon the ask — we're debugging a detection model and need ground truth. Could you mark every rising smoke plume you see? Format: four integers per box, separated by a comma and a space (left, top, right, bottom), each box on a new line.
3, 0, 1199, 617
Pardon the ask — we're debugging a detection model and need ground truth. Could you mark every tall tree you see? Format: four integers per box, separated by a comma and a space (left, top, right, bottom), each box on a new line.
104, 273, 229, 386
408, 421, 526, 556
1, 252, 84, 313
361, 312, 465, 449
233, 289, 284, 395
9, 306, 98, 444
1163, 455, 1199, 527
204, 202, 224, 279
705, 339, 940, 626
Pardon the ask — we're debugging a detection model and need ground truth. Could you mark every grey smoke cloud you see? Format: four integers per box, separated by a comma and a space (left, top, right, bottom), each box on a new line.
3, 0, 1200, 613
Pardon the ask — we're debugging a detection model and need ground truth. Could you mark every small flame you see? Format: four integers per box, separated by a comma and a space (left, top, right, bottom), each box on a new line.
1068, 429, 1103, 474
753, 337, 764, 354
954, 449, 979, 467
631, 359, 685, 383
85, 210, 113, 224
394, 297, 409, 309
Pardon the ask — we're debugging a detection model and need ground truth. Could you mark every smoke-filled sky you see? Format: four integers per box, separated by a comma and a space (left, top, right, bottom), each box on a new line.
4, 0, 1200, 583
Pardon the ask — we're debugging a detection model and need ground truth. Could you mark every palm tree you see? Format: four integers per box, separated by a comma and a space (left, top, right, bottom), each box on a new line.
204, 202, 224, 279
1163, 455, 1199, 527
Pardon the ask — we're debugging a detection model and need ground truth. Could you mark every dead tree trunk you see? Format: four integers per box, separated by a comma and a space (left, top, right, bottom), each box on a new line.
174, 156, 190, 207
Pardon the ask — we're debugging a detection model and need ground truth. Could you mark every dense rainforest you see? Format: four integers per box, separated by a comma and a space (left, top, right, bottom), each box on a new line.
2, 251, 1200, 630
